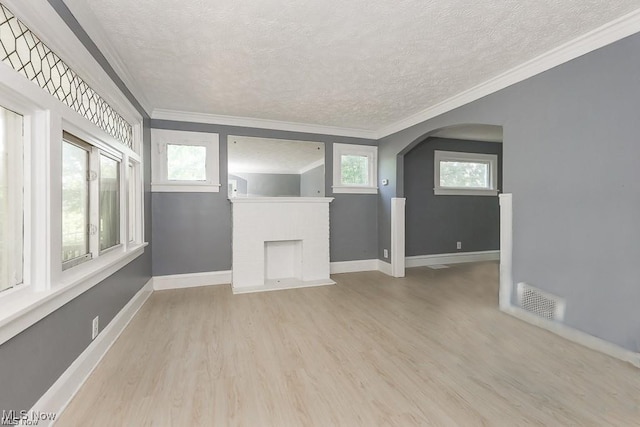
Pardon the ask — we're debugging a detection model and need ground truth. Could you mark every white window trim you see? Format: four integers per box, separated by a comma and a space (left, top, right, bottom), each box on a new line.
151, 129, 220, 193
434, 150, 499, 196
0, 51, 146, 346
332, 143, 378, 194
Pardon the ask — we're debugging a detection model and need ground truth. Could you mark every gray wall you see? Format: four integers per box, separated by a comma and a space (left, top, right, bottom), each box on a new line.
404, 138, 502, 256
1, 2, 153, 412
236, 172, 300, 197
378, 33, 640, 351
301, 165, 325, 197
151, 119, 378, 274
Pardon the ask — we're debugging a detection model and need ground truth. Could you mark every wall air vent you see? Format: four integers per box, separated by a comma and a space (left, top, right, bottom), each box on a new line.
517, 282, 565, 322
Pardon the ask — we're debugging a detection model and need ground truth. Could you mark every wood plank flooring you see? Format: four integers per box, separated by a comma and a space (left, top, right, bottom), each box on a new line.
57, 262, 640, 426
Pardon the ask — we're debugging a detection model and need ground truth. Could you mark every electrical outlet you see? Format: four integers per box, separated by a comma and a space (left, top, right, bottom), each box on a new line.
92, 316, 99, 340
456, 241, 462, 250
383, 249, 389, 258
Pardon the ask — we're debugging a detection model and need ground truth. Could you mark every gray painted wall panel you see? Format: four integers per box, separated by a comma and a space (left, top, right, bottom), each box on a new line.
330, 194, 378, 261
378, 33, 640, 351
404, 138, 502, 256
151, 119, 378, 271
152, 193, 232, 275
301, 165, 325, 197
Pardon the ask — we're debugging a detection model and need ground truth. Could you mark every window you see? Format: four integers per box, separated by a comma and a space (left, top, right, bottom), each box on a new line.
0, 106, 23, 293
62, 139, 91, 268
332, 143, 378, 194
151, 129, 220, 192
434, 150, 498, 196
99, 154, 120, 252
0, 1, 147, 348
127, 162, 135, 242
62, 132, 131, 269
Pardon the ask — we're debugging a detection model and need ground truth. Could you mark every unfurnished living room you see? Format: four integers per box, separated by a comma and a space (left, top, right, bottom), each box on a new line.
1, 0, 640, 425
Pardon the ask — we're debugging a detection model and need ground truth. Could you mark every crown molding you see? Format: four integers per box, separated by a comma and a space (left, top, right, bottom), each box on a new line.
62, 0, 153, 116
152, 109, 378, 140
1, 0, 142, 124
28, 0, 640, 140
375, 7, 640, 139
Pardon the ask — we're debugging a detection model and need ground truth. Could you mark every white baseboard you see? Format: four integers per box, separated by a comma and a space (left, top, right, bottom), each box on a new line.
152, 270, 232, 291
503, 305, 640, 368
232, 278, 335, 295
405, 250, 500, 268
377, 260, 393, 276
30, 278, 153, 425
330, 259, 379, 274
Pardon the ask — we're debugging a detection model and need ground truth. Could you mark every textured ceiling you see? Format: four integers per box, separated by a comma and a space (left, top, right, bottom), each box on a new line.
75, 0, 640, 131
228, 136, 324, 174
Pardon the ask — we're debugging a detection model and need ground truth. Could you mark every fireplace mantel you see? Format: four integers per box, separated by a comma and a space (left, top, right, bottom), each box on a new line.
230, 197, 335, 293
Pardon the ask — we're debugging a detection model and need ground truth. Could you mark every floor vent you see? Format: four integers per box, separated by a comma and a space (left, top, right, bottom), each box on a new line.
517, 283, 565, 321
428, 264, 449, 270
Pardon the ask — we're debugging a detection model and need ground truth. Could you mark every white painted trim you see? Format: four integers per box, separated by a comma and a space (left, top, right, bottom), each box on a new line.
332, 143, 378, 194
0, 244, 147, 346
502, 305, 640, 369
232, 279, 335, 295
151, 129, 220, 190
499, 194, 513, 310
2, 0, 142, 125
152, 270, 232, 291
391, 198, 406, 277
229, 197, 334, 204
29, 279, 153, 424
375, 8, 640, 138
61, 0, 152, 115
405, 250, 500, 268
377, 260, 393, 276
330, 259, 379, 274
152, 109, 378, 139
434, 150, 499, 196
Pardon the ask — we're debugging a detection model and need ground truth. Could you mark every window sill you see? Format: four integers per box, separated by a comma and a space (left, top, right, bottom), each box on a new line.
151, 183, 221, 193
332, 186, 378, 194
434, 188, 498, 196
0, 242, 148, 345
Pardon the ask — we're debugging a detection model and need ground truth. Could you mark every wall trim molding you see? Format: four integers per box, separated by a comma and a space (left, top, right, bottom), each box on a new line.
377, 260, 393, 276
29, 278, 153, 424
330, 259, 380, 274
503, 306, 640, 369
152, 109, 378, 139
2, 0, 143, 125
61, 0, 153, 115
375, 8, 640, 138
152, 270, 232, 291
405, 250, 500, 268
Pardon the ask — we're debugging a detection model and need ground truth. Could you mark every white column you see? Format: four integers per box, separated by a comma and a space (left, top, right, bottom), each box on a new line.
390, 197, 406, 278
499, 193, 513, 310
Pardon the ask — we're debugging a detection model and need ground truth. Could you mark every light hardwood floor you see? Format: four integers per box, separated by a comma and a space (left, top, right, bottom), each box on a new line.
57, 262, 640, 426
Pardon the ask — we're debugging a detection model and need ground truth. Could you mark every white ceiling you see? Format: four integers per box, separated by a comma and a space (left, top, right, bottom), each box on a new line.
68, 0, 640, 133
228, 136, 323, 174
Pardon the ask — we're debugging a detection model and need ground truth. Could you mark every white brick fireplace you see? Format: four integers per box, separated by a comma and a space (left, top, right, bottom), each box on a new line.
230, 197, 335, 293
